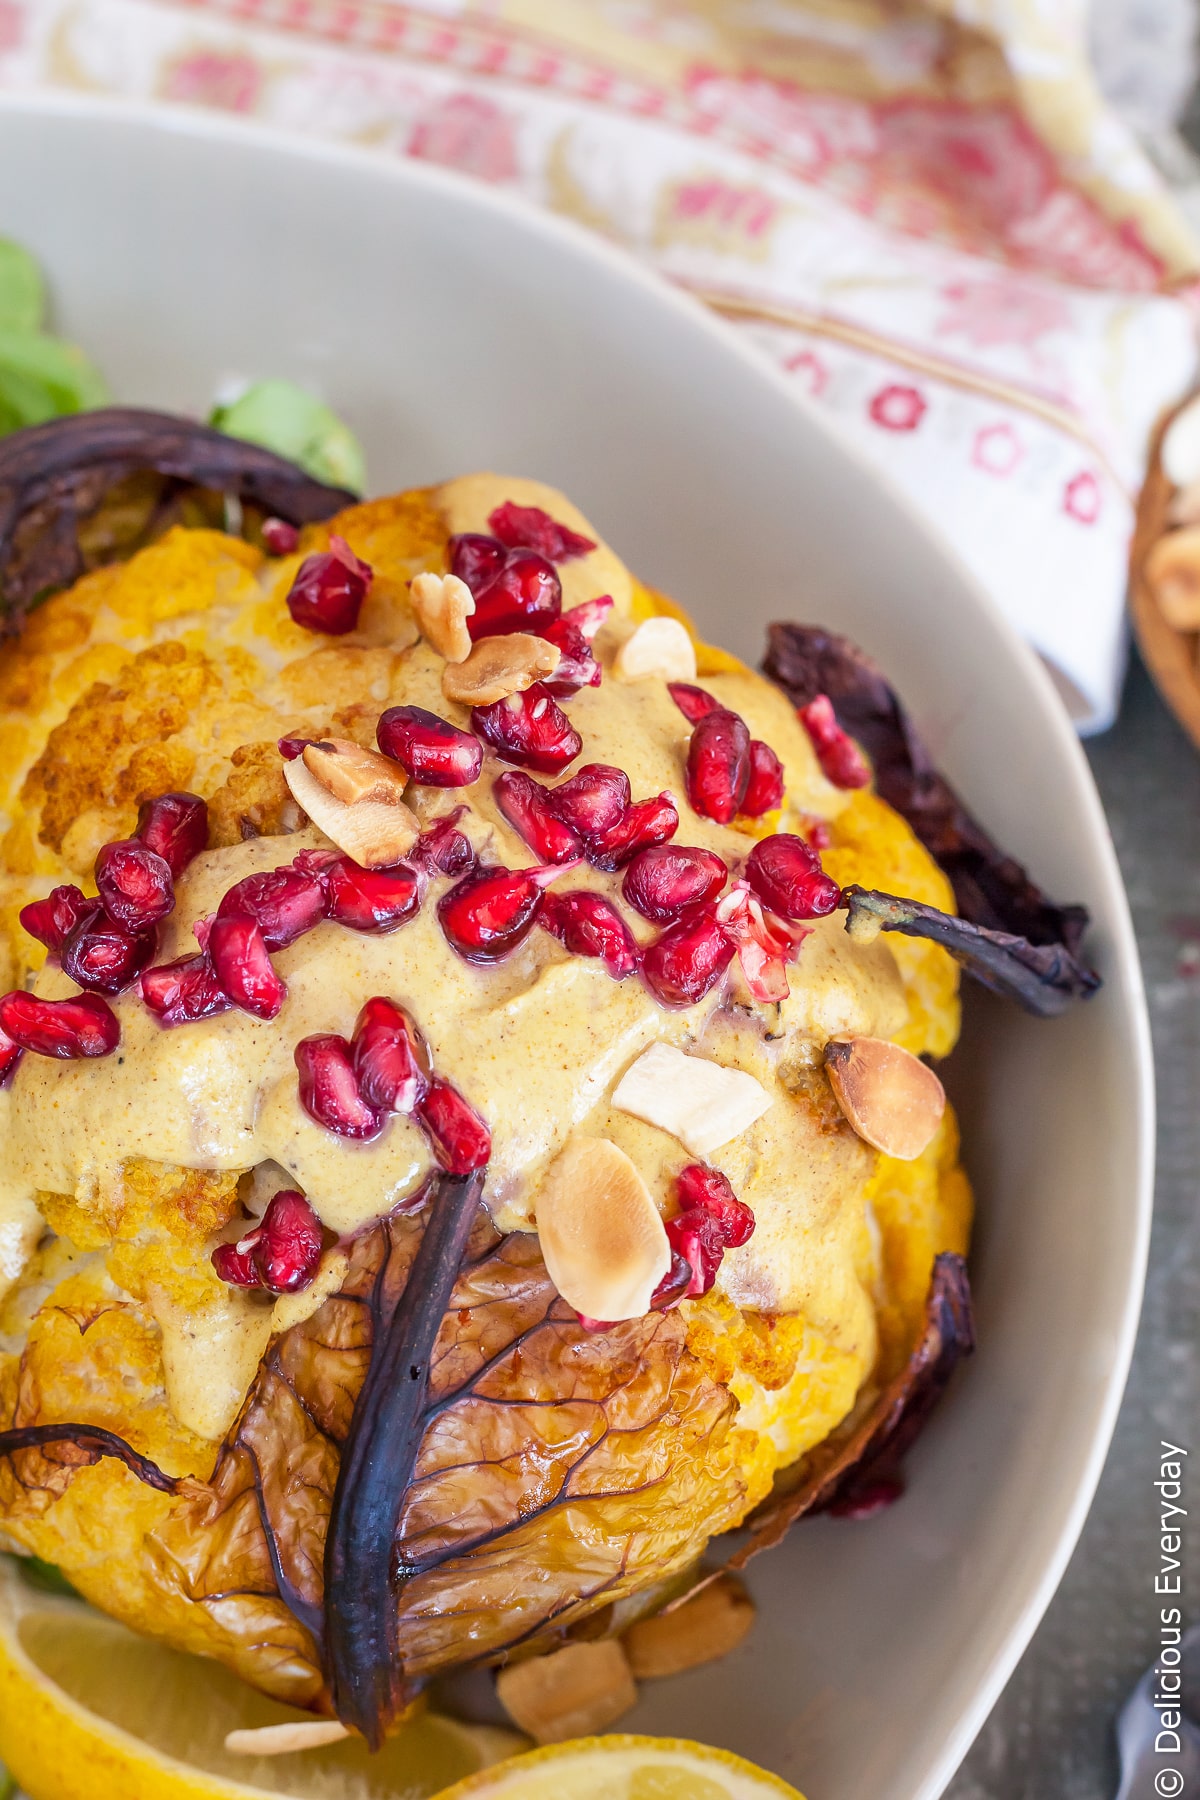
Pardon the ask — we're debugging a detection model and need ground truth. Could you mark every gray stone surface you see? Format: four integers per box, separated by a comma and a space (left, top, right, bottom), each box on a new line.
948, 652, 1200, 1798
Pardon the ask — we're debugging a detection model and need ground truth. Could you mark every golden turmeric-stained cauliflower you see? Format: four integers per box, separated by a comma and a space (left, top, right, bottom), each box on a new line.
0, 470, 970, 1735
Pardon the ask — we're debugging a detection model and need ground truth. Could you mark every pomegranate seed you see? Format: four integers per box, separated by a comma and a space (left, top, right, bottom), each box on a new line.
376, 705, 482, 787
685, 708, 750, 825
494, 771, 582, 864
208, 914, 286, 1019
261, 516, 300, 555
296, 1034, 384, 1139
540, 891, 640, 979
622, 844, 727, 923
211, 1236, 260, 1288
286, 534, 372, 636
668, 682, 721, 724
734, 942, 789, 1006
548, 764, 630, 841
742, 740, 784, 816
487, 501, 597, 561
417, 1077, 491, 1173
537, 615, 600, 695
352, 996, 429, 1113
449, 532, 507, 593
798, 694, 871, 789
277, 736, 314, 762
472, 688, 582, 775
438, 865, 544, 963
640, 912, 734, 1009
563, 596, 613, 641
0, 990, 119, 1058
217, 866, 327, 948
675, 1164, 756, 1245
649, 1251, 694, 1312
62, 914, 156, 995
255, 1188, 324, 1293
745, 834, 840, 921
20, 886, 98, 957
140, 954, 231, 1026
212, 1188, 324, 1294
94, 840, 175, 931
322, 857, 420, 933
412, 812, 475, 878
135, 793, 208, 878
589, 792, 679, 872
717, 885, 800, 1003
0, 1027, 22, 1087
292, 846, 339, 877
665, 1213, 725, 1297
469, 552, 562, 641
666, 1164, 756, 1296
804, 817, 833, 851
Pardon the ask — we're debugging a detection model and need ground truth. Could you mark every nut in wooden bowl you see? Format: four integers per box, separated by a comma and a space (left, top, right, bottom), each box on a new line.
1131, 388, 1200, 750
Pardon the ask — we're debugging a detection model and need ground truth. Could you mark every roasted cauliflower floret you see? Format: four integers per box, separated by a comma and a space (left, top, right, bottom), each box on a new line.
0, 474, 970, 1717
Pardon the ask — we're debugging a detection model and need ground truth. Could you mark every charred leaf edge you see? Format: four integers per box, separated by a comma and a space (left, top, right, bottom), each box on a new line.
733, 1251, 974, 1558
0, 1421, 182, 1494
842, 885, 1101, 1017
762, 621, 1094, 959
0, 406, 355, 630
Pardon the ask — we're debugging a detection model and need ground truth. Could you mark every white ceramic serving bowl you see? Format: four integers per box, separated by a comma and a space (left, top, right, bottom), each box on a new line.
0, 94, 1151, 1800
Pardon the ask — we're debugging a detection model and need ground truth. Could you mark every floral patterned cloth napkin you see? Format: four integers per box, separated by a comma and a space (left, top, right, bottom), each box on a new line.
2, 0, 1199, 730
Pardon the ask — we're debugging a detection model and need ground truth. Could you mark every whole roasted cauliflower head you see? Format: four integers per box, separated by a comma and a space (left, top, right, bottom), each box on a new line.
0, 470, 970, 1732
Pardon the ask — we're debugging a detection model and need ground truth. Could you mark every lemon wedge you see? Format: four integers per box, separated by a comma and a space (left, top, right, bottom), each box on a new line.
431, 1735, 806, 1799
0, 1557, 523, 1800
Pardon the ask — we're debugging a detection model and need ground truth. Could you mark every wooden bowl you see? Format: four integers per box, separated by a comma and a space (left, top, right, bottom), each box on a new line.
1130, 391, 1200, 747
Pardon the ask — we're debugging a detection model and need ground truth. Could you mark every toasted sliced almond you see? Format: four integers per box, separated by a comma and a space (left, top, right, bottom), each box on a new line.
225, 1720, 351, 1756
496, 1640, 637, 1745
411, 570, 475, 662
615, 615, 697, 683
1145, 526, 1200, 630
441, 632, 561, 706
302, 737, 410, 807
611, 1042, 772, 1159
535, 1136, 670, 1322
623, 1573, 755, 1679
283, 756, 419, 868
824, 1035, 945, 1160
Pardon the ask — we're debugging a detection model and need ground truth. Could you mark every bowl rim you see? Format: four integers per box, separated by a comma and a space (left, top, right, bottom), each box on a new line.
0, 86, 1155, 1798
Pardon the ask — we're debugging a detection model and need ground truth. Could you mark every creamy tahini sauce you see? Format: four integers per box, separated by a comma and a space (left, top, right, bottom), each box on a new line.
0, 474, 907, 1431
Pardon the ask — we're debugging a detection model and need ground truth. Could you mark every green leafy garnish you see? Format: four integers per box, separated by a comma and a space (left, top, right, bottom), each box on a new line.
0, 1763, 17, 1799
210, 379, 366, 495
0, 239, 44, 333
0, 331, 110, 434
0, 238, 108, 437
15, 1553, 80, 1598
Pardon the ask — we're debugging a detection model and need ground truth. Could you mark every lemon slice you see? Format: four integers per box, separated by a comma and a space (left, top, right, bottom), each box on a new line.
431, 1736, 806, 1799
0, 1558, 523, 1800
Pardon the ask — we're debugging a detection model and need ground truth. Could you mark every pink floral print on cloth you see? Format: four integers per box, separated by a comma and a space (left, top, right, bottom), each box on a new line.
1, 0, 1197, 729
